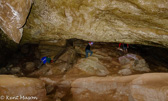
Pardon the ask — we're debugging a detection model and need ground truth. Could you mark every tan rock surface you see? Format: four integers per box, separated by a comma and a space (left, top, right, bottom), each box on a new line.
29, 47, 77, 76
119, 53, 150, 73
0, 0, 33, 43
74, 57, 110, 76
22, 0, 168, 47
71, 73, 168, 101
0, 0, 168, 47
0, 75, 47, 101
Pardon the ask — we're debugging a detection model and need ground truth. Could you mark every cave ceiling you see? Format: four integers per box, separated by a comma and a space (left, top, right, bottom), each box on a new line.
0, 0, 168, 47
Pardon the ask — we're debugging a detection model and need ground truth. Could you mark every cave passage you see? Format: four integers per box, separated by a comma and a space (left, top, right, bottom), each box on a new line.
1, 0, 168, 100
0, 39, 168, 76
0, 39, 168, 101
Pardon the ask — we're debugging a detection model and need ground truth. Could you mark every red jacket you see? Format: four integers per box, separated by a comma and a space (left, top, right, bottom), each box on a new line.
119, 43, 129, 48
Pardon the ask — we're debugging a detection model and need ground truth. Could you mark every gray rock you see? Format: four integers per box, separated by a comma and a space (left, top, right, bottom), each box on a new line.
25, 62, 35, 71
0, 67, 8, 74
118, 68, 132, 76
10, 67, 21, 74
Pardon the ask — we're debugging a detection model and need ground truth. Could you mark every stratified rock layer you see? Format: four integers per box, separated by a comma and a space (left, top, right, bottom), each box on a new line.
71, 73, 168, 101
0, 0, 33, 43
23, 0, 168, 47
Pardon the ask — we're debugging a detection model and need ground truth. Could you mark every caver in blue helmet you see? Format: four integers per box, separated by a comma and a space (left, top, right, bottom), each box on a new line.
38, 56, 52, 68
41, 57, 51, 64
41, 56, 47, 64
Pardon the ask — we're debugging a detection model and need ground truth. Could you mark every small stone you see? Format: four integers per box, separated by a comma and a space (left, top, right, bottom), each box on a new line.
118, 68, 132, 76
10, 67, 21, 74
25, 62, 35, 71
0, 67, 8, 74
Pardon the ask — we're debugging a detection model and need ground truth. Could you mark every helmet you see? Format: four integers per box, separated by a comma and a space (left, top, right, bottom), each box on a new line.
89, 42, 93, 45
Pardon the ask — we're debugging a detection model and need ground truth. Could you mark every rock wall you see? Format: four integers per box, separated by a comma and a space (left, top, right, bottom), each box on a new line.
22, 0, 168, 47
0, 0, 33, 43
0, 75, 47, 101
71, 73, 168, 101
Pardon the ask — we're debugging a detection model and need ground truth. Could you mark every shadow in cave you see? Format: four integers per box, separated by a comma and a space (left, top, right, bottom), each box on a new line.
128, 44, 168, 71
0, 39, 168, 76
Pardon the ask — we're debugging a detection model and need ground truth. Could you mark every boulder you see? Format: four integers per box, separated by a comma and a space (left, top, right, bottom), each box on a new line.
45, 62, 71, 75
0, 75, 47, 101
119, 54, 150, 72
10, 67, 21, 74
29, 63, 68, 77
25, 62, 35, 71
0, 67, 8, 74
40, 75, 73, 100
74, 57, 109, 76
71, 73, 168, 101
57, 47, 77, 64
118, 68, 132, 76
29, 63, 53, 77
119, 56, 131, 65
0, 0, 33, 43
133, 59, 150, 72
38, 45, 65, 59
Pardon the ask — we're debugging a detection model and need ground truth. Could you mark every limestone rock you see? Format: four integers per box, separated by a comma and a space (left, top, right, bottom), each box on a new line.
56, 98, 61, 101
74, 57, 109, 76
38, 45, 65, 59
25, 62, 35, 71
29, 63, 53, 77
55, 87, 70, 100
40, 75, 74, 100
10, 67, 21, 74
119, 54, 150, 72
39, 39, 67, 47
22, 0, 168, 47
71, 73, 168, 101
45, 62, 71, 75
0, 67, 8, 74
29, 63, 68, 77
119, 56, 131, 65
0, 75, 47, 101
0, 0, 33, 43
133, 59, 150, 72
154, 66, 168, 72
130, 73, 168, 101
57, 47, 77, 64
118, 68, 132, 76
